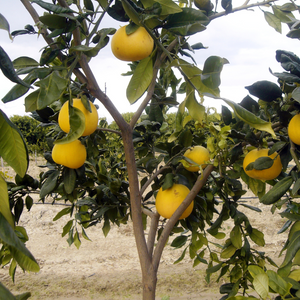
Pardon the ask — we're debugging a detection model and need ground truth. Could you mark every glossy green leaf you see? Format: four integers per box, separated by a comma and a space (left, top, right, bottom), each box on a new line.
0, 212, 39, 272
253, 273, 269, 299
164, 8, 209, 36
33, 0, 75, 14
127, 56, 153, 104
54, 107, 85, 144
13, 57, 39, 69
0, 46, 32, 89
218, 97, 275, 137
264, 11, 281, 33
230, 225, 242, 249
0, 176, 14, 228
171, 235, 188, 248
35, 71, 68, 110
260, 176, 293, 205
40, 170, 60, 198
0, 13, 12, 40
0, 110, 28, 177
248, 265, 265, 278
63, 168, 77, 194
201, 56, 229, 90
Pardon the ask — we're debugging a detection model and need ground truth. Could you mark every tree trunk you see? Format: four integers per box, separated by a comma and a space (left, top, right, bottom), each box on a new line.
142, 265, 157, 300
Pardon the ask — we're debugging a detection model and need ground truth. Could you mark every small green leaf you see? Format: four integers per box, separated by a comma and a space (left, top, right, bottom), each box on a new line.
102, 219, 111, 237
154, 0, 182, 14
220, 244, 236, 259
281, 231, 300, 268
53, 207, 72, 221
73, 230, 81, 249
185, 91, 205, 124
230, 225, 242, 249
62, 220, 74, 237
63, 168, 77, 194
162, 173, 174, 190
0, 13, 12, 40
264, 11, 281, 33
126, 56, 153, 104
171, 235, 188, 248
250, 228, 265, 246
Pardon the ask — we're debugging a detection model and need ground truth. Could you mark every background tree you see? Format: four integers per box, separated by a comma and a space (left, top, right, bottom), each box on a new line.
1, 1, 300, 300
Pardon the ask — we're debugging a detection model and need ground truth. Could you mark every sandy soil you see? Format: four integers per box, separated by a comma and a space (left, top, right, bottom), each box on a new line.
0, 157, 287, 300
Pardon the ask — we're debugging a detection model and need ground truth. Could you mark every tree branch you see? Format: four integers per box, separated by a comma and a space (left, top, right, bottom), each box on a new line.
209, 0, 279, 21
152, 164, 214, 271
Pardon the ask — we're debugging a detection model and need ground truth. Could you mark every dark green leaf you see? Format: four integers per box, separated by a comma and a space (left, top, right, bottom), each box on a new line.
250, 228, 265, 246
40, 170, 60, 198
245, 80, 282, 102
281, 231, 300, 268
171, 235, 188, 248
260, 176, 293, 205
162, 173, 174, 190
0, 281, 16, 300
63, 168, 77, 194
53, 207, 72, 221
0, 176, 14, 228
33, 0, 75, 13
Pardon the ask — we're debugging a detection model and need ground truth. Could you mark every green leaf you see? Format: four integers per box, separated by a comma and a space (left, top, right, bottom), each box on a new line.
53, 207, 72, 221
201, 56, 229, 90
102, 219, 110, 237
217, 97, 275, 137
0, 176, 14, 228
15, 292, 31, 300
0, 13, 12, 40
253, 273, 269, 299
162, 173, 174, 190
33, 0, 75, 14
0, 281, 16, 300
171, 235, 188, 248
154, 0, 182, 14
281, 231, 300, 268
35, 71, 68, 110
260, 176, 293, 205
63, 168, 77, 194
0, 110, 28, 177
73, 230, 81, 249
54, 107, 85, 144
266, 270, 292, 297
0, 212, 39, 272
126, 56, 153, 104
248, 265, 265, 278
185, 91, 205, 124
174, 247, 187, 264
230, 225, 242, 249
164, 8, 209, 36
249, 228, 265, 246
264, 11, 281, 33
40, 170, 60, 198
13, 57, 39, 69
0, 46, 32, 89
220, 244, 237, 259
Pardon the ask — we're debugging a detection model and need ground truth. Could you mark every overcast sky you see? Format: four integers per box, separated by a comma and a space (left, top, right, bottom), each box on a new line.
1, 1, 300, 123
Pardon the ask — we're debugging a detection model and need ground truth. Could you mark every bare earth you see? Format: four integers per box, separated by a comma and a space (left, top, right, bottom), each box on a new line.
0, 158, 287, 300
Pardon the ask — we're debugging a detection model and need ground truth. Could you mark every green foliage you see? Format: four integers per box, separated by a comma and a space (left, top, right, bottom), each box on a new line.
2, 0, 300, 299
9, 115, 51, 154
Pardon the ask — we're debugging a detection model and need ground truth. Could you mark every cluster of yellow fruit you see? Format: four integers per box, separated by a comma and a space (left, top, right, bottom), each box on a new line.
52, 98, 99, 169
243, 113, 300, 181
111, 25, 154, 62
155, 146, 210, 220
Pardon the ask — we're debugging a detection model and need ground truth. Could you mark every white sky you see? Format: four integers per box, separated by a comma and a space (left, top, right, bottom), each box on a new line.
0, 1, 300, 123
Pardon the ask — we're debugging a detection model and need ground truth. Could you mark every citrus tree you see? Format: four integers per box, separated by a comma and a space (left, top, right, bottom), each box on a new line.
1, 0, 300, 299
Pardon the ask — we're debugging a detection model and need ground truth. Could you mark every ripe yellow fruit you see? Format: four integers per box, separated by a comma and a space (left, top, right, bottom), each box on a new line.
52, 139, 87, 169
183, 146, 210, 172
111, 26, 154, 62
58, 98, 98, 136
155, 184, 194, 220
288, 114, 300, 145
243, 148, 282, 181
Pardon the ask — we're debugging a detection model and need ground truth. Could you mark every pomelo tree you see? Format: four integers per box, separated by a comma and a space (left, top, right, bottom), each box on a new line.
1, 0, 300, 299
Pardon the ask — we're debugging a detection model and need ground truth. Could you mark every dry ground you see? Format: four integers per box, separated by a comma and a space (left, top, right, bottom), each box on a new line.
0, 157, 287, 299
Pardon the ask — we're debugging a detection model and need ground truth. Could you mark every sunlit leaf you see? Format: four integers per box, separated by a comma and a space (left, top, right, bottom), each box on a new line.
185, 91, 205, 124
127, 56, 153, 104
0, 212, 39, 272
0, 110, 28, 177
35, 71, 68, 110
0, 176, 14, 228
253, 273, 269, 299
216, 97, 275, 137
0, 13, 12, 40
267, 270, 292, 297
